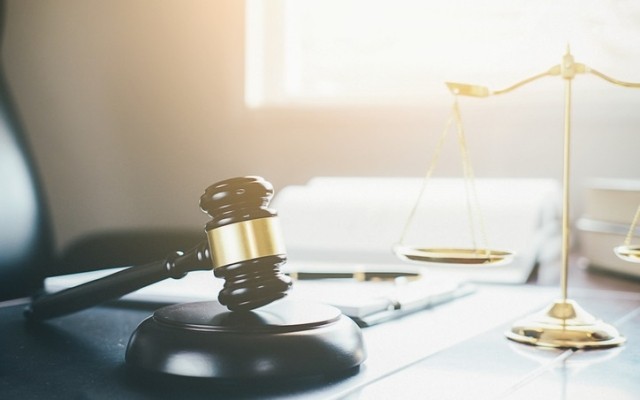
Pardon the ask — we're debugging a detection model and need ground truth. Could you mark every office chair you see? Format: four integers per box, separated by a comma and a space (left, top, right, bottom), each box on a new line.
0, 3, 201, 302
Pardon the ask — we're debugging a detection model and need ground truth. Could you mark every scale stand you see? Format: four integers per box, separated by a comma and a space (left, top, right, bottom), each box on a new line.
439, 47, 640, 349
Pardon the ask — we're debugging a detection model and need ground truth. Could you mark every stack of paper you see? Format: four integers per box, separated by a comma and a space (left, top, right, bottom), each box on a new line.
577, 178, 640, 277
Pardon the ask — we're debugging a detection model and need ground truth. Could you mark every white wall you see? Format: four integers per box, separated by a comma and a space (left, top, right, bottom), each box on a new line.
3, 0, 640, 251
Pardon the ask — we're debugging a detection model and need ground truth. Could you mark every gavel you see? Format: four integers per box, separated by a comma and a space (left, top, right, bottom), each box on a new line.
25, 176, 293, 321
25, 176, 366, 379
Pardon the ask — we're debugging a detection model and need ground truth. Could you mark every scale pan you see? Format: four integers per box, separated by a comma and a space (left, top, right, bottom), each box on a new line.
614, 245, 640, 263
394, 246, 514, 266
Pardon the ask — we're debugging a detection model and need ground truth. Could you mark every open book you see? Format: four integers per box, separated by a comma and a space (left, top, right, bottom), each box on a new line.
273, 177, 561, 284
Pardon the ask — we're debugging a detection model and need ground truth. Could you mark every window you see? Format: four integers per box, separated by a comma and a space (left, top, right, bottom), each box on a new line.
245, 0, 640, 108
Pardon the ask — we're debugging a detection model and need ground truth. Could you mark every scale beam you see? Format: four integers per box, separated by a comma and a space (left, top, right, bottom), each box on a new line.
447, 51, 640, 98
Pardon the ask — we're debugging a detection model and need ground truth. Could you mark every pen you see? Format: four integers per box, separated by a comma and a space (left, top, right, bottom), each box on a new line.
287, 271, 420, 282
356, 282, 476, 326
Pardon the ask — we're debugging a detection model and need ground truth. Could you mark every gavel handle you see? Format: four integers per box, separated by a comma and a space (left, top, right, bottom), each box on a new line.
25, 241, 212, 322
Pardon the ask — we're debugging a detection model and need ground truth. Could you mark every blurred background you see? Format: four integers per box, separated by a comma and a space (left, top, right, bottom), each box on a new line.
3, 0, 640, 253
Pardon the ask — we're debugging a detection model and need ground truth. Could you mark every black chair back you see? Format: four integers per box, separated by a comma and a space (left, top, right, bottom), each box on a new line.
0, 3, 55, 300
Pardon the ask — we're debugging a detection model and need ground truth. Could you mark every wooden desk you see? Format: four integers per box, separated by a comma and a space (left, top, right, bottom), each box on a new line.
1, 262, 639, 399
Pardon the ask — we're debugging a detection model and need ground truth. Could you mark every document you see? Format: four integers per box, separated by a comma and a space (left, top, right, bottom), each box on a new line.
44, 266, 471, 326
289, 275, 475, 326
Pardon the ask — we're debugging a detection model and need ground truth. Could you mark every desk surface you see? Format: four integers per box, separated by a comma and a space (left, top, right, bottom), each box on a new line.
2, 264, 640, 400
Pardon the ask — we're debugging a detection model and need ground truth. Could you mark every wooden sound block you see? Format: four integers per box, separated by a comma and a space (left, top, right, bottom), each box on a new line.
125, 300, 366, 379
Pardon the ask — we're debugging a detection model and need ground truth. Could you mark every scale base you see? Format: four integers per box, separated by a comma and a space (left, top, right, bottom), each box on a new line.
125, 300, 366, 379
505, 299, 625, 349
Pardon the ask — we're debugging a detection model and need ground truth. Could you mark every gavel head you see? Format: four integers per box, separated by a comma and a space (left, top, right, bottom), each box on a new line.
200, 176, 292, 311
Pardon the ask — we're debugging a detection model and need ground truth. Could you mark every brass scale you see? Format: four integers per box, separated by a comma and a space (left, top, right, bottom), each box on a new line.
395, 48, 640, 349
